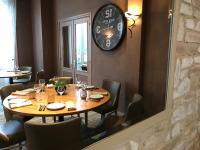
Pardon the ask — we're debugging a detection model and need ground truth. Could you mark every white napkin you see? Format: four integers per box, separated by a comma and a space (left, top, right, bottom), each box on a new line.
12, 88, 35, 96
9, 100, 32, 109
46, 84, 54, 88
65, 101, 76, 110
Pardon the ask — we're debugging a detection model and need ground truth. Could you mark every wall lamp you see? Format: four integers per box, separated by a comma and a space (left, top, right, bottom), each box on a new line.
125, 11, 141, 38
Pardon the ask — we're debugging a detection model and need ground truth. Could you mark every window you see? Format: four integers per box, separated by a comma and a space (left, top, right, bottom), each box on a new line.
0, 0, 16, 70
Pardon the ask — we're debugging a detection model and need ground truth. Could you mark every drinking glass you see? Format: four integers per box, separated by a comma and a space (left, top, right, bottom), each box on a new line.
39, 79, 45, 92
34, 84, 41, 93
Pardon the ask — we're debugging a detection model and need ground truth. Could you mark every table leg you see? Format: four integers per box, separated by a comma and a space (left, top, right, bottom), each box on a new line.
85, 111, 88, 127
42, 116, 46, 123
9, 77, 13, 84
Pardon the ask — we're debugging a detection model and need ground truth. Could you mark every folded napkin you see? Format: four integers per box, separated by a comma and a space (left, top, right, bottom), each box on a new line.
65, 101, 76, 111
91, 91, 108, 96
9, 100, 32, 109
12, 88, 35, 96
46, 84, 54, 88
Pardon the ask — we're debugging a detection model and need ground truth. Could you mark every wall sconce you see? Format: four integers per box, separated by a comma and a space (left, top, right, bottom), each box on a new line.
125, 11, 141, 38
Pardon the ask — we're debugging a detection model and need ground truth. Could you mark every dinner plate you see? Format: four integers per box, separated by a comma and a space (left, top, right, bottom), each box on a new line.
46, 103, 65, 110
9, 98, 26, 104
86, 85, 95, 89
89, 94, 103, 99
21, 71, 30, 74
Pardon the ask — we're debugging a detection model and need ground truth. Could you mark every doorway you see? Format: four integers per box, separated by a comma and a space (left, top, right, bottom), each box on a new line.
58, 13, 91, 84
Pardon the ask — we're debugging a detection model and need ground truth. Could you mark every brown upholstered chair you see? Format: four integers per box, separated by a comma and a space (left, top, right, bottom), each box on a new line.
94, 79, 121, 119
24, 117, 81, 150
13, 66, 32, 84
0, 84, 24, 121
89, 94, 144, 138
0, 119, 25, 150
0, 83, 33, 122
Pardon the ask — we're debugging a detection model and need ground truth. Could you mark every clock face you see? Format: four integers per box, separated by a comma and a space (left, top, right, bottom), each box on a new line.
92, 4, 126, 51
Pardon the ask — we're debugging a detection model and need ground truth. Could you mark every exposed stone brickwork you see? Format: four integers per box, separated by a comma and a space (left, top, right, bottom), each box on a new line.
118, 0, 200, 149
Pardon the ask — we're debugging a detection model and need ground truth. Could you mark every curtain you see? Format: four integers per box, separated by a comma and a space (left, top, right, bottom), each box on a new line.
0, 0, 16, 70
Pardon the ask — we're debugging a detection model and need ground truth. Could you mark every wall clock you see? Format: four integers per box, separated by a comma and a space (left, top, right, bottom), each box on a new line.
92, 3, 126, 51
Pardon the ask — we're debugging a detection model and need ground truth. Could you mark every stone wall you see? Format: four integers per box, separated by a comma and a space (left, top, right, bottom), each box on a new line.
131, 0, 200, 149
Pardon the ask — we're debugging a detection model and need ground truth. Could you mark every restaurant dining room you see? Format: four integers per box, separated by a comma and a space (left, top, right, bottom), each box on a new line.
1, 0, 195, 150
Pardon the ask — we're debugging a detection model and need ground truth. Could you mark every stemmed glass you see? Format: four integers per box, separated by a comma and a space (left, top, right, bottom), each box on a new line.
76, 77, 82, 88
39, 79, 45, 92
34, 84, 41, 93
57, 86, 65, 96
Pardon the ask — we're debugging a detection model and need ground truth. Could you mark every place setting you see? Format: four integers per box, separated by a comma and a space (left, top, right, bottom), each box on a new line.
7, 97, 32, 109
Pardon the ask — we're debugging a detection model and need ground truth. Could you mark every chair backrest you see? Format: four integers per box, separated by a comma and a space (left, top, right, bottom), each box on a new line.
35, 70, 45, 83
18, 66, 32, 80
49, 76, 73, 84
0, 83, 25, 121
18, 66, 32, 72
124, 93, 144, 123
102, 79, 121, 108
0, 83, 25, 101
24, 117, 81, 150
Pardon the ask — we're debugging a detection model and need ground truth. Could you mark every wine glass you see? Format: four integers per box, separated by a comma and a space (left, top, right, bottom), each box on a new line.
76, 77, 82, 88
34, 84, 41, 93
57, 86, 65, 96
39, 79, 45, 92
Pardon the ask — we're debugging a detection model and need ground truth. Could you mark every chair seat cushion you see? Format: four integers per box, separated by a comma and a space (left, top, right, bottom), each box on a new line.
0, 120, 25, 148
94, 105, 115, 115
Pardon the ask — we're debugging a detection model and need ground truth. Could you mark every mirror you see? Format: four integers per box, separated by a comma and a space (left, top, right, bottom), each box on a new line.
15, 0, 173, 148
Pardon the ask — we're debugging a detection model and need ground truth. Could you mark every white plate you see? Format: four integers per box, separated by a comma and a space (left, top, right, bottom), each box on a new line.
21, 71, 30, 74
9, 98, 26, 104
86, 85, 95, 89
89, 94, 103, 99
46, 103, 65, 110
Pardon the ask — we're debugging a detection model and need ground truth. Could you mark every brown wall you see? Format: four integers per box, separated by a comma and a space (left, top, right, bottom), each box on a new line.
53, 0, 141, 112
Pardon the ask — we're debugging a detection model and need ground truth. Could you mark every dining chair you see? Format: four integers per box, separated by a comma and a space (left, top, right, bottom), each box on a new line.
24, 117, 81, 150
89, 93, 144, 139
93, 79, 121, 119
0, 83, 32, 122
13, 66, 32, 84
0, 119, 26, 150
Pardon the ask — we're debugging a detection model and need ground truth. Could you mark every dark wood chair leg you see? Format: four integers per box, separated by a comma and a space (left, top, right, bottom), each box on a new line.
77, 113, 80, 117
53, 116, 57, 122
101, 114, 105, 120
19, 142, 22, 150
58, 116, 64, 122
115, 110, 117, 116
85, 112, 88, 127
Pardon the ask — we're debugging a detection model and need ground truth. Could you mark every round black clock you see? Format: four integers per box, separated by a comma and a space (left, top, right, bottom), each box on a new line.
92, 4, 126, 51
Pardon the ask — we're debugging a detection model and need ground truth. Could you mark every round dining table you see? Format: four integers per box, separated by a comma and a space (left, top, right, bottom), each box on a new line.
3, 84, 110, 125
0, 70, 31, 84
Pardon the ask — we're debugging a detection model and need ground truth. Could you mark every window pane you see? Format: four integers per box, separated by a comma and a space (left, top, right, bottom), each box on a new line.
63, 26, 70, 68
76, 22, 87, 71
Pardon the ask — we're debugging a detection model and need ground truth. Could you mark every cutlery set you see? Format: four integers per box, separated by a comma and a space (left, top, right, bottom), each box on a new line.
38, 105, 46, 111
